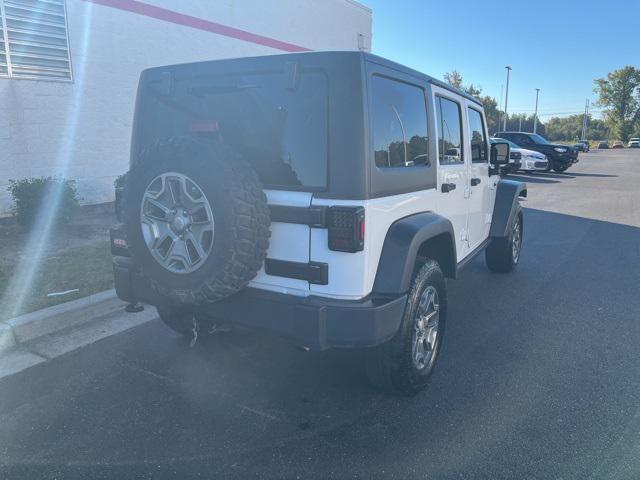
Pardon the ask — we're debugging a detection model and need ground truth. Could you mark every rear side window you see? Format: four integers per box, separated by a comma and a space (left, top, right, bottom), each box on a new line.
468, 108, 487, 163
371, 76, 429, 168
436, 96, 463, 165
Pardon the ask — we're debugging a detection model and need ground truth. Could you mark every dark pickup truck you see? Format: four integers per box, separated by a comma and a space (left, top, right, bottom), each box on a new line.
495, 132, 578, 173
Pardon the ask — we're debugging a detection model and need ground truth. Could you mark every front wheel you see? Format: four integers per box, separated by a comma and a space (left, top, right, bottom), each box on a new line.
366, 259, 447, 395
553, 164, 569, 173
485, 211, 523, 273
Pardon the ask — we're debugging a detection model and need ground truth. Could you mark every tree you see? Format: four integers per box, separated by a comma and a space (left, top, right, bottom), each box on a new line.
544, 115, 584, 141
594, 66, 640, 141
586, 117, 610, 141
443, 70, 482, 97
479, 95, 501, 135
443, 70, 463, 89
443, 71, 496, 132
542, 115, 608, 142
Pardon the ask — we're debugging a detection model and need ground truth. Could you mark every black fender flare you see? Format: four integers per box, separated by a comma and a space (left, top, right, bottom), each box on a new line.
489, 179, 527, 238
373, 212, 456, 296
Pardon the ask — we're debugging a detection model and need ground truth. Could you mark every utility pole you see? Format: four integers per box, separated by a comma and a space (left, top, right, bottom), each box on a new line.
585, 99, 590, 140
503, 66, 512, 131
533, 88, 540, 133
581, 98, 589, 141
518, 116, 522, 132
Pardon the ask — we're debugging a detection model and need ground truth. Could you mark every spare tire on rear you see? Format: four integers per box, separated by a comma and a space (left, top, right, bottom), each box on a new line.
123, 137, 270, 305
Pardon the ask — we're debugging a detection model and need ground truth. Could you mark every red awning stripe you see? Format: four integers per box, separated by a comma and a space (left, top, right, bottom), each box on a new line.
81, 0, 311, 52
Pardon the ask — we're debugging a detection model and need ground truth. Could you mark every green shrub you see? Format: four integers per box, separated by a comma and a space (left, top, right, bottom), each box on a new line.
114, 172, 128, 189
8, 177, 80, 228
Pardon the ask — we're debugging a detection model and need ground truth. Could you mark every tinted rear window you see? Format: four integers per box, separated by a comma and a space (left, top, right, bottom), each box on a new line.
371, 75, 429, 168
137, 70, 328, 190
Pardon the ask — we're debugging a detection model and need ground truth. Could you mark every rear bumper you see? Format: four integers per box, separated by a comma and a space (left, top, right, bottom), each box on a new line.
113, 256, 406, 351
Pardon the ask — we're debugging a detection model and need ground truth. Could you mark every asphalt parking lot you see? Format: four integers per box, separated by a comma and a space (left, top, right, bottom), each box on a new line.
1, 149, 639, 480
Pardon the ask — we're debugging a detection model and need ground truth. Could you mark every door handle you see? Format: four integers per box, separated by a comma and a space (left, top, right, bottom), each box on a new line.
441, 182, 456, 193
471, 177, 481, 186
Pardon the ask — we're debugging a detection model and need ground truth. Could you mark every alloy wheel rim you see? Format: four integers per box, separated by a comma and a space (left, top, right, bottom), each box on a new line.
140, 172, 214, 274
512, 218, 521, 263
411, 285, 440, 371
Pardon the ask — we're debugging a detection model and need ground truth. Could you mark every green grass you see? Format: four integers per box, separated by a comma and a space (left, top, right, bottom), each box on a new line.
0, 242, 113, 321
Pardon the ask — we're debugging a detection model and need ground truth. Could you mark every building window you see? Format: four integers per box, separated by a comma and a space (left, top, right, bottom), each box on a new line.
371, 75, 429, 168
0, 0, 72, 80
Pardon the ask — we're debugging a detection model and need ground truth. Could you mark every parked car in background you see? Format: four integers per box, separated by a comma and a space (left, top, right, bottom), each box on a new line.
490, 138, 521, 174
492, 138, 548, 173
574, 141, 590, 152
495, 131, 578, 172
627, 138, 640, 148
597, 141, 609, 149
612, 141, 624, 149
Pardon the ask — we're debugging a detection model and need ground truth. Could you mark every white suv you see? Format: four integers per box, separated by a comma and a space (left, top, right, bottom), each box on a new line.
492, 138, 549, 172
111, 52, 526, 394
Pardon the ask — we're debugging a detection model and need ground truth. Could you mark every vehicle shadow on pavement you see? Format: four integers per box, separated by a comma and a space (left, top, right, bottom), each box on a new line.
564, 172, 618, 178
519, 172, 576, 179
1, 209, 640, 479
507, 174, 561, 184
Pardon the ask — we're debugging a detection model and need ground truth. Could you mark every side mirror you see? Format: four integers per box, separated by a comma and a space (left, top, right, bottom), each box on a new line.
490, 141, 510, 165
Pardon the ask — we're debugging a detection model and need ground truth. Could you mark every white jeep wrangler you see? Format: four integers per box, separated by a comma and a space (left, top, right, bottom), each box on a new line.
111, 52, 526, 394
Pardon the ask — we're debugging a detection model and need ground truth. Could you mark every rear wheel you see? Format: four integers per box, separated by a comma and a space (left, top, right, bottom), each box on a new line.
485, 211, 523, 273
366, 259, 446, 395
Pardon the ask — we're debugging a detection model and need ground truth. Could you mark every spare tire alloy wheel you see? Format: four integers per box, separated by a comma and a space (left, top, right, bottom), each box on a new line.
141, 173, 214, 274
124, 137, 270, 305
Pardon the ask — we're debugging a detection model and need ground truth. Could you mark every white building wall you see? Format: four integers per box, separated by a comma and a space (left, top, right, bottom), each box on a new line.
0, 0, 372, 214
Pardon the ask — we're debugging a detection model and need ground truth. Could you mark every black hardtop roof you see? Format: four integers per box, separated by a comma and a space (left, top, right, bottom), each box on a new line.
361, 51, 484, 106
144, 51, 483, 107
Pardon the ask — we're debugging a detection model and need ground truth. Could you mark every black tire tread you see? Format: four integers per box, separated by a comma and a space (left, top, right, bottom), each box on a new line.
485, 211, 522, 273
366, 259, 446, 395
125, 137, 270, 305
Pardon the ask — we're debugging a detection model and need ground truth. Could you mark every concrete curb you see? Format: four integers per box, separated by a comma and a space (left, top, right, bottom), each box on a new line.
0, 289, 122, 354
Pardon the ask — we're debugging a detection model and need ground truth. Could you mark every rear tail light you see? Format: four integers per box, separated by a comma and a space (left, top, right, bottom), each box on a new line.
327, 207, 365, 253
110, 226, 130, 257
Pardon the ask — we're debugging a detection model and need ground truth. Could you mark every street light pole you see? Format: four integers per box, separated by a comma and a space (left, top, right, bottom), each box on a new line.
533, 88, 540, 134
498, 84, 504, 134
503, 66, 512, 131
581, 99, 590, 141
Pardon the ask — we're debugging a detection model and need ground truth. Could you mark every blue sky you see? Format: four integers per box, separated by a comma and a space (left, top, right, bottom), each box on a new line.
361, 0, 640, 119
